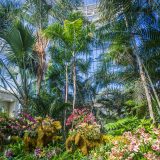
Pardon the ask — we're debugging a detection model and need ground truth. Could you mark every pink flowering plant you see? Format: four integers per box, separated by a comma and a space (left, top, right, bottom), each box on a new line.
66, 108, 96, 128
0, 112, 36, 138
106, 127, 160, 160
66, 108, 100, 139
34, 146, 62, 159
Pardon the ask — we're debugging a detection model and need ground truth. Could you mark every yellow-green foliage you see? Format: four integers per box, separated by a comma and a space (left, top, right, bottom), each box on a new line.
24, 116, 62, 151
102, 135, 129, 145
76, 123, 101, 140
66, 133, 103, 155
66, 123, 103, 155
65, 122, 129, 155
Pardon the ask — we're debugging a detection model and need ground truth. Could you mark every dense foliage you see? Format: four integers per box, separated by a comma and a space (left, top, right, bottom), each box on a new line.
0, 0, 160, 159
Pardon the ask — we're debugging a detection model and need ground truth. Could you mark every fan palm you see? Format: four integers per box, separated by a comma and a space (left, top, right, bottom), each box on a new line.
0, 21, 35, 111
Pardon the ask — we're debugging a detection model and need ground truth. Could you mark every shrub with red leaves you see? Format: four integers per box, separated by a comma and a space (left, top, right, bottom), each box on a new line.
66, 108, 96, 127
0, 112, 36, 137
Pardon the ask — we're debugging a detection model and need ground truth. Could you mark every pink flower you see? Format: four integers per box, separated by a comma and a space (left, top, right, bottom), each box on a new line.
144, 152, 160, 160
136, 128, 145, 134
66, 108, 96, 127
128, 141, 140, 152
153, 128, 160, 136
5, 150, 14, 158
140, 132, 152, 144
151, 140, 160, 152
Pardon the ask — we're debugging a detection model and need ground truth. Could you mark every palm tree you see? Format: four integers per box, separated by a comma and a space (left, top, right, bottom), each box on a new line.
98, 0, 160, 122
44, 12, 94, 109
50, 0, 83, 23
0, 21, 35, 111
22, 0, 83, 95
0, 0, 19, 33
22, 0, 52, 94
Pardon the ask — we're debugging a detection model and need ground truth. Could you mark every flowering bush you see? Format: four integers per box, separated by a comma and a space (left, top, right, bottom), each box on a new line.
0, 113, 36, 153
66, 108, 96, 127
101, 127, 160, 160
34, 146, 62, 159
0, 112, 36, 138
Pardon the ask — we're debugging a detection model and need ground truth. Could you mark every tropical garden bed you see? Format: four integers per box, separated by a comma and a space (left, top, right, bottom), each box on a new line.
0, 0, 160, 159
0, 110, 160, 160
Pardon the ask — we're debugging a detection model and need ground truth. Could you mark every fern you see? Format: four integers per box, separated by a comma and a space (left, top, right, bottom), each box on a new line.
104, 117, 139, 135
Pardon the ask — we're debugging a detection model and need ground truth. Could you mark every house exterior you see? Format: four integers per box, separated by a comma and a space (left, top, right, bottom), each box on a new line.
0, 89, 19, 117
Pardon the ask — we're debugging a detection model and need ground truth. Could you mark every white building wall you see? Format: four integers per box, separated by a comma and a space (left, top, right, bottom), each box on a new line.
0, 90, 19, 117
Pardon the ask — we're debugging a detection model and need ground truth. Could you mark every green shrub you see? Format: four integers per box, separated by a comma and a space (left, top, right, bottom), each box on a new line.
104, 117, 153, 135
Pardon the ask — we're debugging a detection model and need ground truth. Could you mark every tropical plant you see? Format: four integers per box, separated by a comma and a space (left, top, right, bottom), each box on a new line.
105, 117, 154, 135
0, 21, 35, 110
98, 0, 160, 123
44, 12, 94, 110
24, 116, 62, 151
0, 0, 19, 33
22, 0, 52, 94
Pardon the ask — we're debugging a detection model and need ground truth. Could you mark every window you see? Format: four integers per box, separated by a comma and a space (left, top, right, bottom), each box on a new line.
84, 0, 97, 5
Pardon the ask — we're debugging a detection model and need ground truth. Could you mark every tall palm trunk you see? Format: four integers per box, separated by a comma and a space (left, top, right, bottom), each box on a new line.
35, 31, 48, 95
123, 12, 155, 123
72, 51, 76, 110
63, 63, 68, 138
37, 52, 45, 95
65, 63, 68, 103
136, 54, 155, 123
143, 64, 160, 109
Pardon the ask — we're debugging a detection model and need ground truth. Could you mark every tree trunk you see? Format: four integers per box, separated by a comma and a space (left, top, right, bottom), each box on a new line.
123, 5, 155, 122
136, 54, 155, 123
63, 63, 68, 138
36, 54, 45, 95
65, 63, 68, 103
72, 52, 76, 110
35, 31, 48, 95
143, 64, 160, 110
